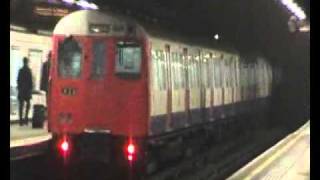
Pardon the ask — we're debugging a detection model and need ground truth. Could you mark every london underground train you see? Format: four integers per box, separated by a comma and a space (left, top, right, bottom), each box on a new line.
48, 10, 273, 175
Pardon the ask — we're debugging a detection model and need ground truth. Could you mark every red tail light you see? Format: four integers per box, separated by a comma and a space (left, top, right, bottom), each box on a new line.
127, 144, 135, 154
128, 155, 133, 161
126, 143, 136, 161
60, 140, 69, 152
57, 136, 71, 157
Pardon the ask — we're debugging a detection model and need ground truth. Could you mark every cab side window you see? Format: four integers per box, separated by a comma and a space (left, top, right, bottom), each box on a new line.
115, 42, 142, 75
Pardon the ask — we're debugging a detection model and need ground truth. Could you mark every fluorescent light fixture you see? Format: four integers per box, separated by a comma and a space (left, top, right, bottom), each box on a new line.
281, 0, 306, 20
61, 0, 99, 10
76, 0, 99, 10
214, 34, 219, 40
10, 25, 27, 31
62, 0, 74, 4
38, 30, 52, 35
299, 25, 310, 32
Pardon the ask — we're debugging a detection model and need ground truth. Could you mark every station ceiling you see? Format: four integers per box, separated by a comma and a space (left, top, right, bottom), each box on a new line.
93, 0, 309, 65
10, 0, 309, 67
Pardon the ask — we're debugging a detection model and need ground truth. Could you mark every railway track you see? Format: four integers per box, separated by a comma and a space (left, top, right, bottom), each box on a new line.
147, 127, 286, 180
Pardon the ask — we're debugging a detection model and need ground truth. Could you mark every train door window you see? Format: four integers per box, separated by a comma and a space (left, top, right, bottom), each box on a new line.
194, 55, 200, 88
187, 56, 192, 89
179, 53, 185, 88
91, 41, 106, 79
154, 50, 166, 90
151, 50, 159, 90
234, 60, 239, 87
58, 37, 83, 78
188, 57, 193, 88
170, 52, 177, 89
207, 59, 211, 88
213, 61, 219, 88
171, 52, 176, 89
202, 58, 209, 88
224, 60, 228, 87
160, 51, 167, 90
227, 60, 232, 87
171, 52, 182, 89
210, 59, 215, 88
230, 59, 235, 87
229, 60, 234, 87
215, 61, 221, 88
115, 41, 142, 75
177, 53, 182, 89
192, 56, 197, 88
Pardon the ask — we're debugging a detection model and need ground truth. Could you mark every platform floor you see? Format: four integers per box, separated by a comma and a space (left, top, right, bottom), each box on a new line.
228, 121, 310, 180
10, 122, 51, 148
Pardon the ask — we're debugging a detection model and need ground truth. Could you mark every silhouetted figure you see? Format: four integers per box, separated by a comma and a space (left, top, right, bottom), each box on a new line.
40, 51, 51, 94
17, 57, 33, 126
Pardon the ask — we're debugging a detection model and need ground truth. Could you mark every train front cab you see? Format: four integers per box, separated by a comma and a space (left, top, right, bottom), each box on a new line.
48, 13, 149, 173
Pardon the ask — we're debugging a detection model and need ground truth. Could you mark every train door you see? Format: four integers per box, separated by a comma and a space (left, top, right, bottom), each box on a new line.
51, 36, 87, 129
85, 38, 108, 128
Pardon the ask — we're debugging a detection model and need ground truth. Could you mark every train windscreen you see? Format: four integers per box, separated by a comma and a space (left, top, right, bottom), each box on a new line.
58, 37, 83, 78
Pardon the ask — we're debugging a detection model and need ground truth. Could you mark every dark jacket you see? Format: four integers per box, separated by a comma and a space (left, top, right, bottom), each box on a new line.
17, 66, 33, 100
40, 61, 50, 93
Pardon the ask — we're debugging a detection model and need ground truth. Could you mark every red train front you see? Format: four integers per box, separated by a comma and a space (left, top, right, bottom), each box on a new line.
48, 10, 149, 166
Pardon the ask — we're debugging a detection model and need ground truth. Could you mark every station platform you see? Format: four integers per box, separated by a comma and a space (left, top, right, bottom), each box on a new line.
10, 122, 51, 160
228, 121, 310, 180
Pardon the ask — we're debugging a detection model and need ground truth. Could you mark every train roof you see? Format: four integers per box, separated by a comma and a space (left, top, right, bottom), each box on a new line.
53, 10, 238, 55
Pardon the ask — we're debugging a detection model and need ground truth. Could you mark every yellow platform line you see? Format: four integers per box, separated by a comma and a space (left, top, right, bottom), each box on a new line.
228, 121, 309, 180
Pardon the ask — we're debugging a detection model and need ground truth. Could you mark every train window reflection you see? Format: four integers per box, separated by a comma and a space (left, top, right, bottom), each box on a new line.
115, 42, 141, 75
58, 37, 82, 78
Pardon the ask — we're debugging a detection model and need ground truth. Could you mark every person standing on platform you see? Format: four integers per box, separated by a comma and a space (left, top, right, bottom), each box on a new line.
17, 57, 33, 126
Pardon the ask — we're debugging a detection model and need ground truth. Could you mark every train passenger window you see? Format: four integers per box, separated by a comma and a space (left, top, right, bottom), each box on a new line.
115, 42, 141, 75
179, 54, 185, 88
58, 37, 82, 78
202, 58, 209, 88
211, 60, 215, 88
234, 60, 238, 86
194, 56, 200, 88
91, 41, 106, 78
159, 51, 167, 90
190, 57, 197, 88
171, 52, 182, 89
225, 60, 231, 87
214, 61, 221, 88
152, 51, 159, 90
